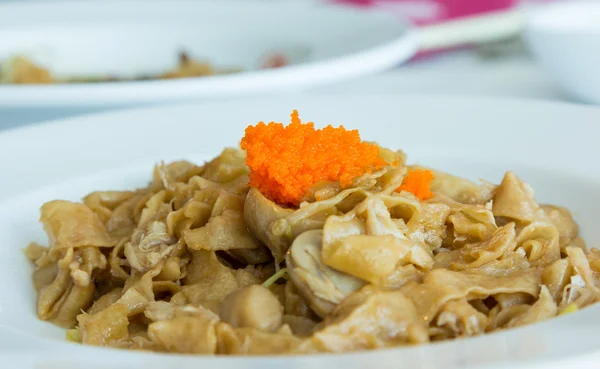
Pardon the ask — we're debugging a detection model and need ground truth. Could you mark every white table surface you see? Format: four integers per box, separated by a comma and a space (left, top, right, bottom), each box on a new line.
0, 50, 574, 131
321, 53, 566, 100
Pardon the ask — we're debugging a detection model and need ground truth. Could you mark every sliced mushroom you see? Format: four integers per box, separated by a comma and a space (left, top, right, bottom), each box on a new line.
244, 188, 293, 249
219, 285, 283, 332
245, 187, 364, 263
286, 230, 365, 318
244, 188, 324, 263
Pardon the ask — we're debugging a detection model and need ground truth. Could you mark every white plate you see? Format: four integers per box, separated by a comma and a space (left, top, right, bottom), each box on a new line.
0, 0, 416, 108
1, 95, 600, 369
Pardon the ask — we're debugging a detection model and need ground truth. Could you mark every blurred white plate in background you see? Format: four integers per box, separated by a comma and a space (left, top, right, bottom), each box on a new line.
0, 0, 417, 107
524, 0, 600, 104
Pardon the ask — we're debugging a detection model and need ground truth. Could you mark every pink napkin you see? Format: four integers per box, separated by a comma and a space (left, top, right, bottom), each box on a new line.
332, 0, 517, 25
331, 0, 562, 25
330, 0, 563, 60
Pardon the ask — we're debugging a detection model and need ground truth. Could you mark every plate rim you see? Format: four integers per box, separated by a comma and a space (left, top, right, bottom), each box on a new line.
0, 0, 418, 107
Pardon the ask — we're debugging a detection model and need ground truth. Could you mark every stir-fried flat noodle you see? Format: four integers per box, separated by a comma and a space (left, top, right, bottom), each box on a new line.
0, 52, 240, 84
25, 147, 599, 355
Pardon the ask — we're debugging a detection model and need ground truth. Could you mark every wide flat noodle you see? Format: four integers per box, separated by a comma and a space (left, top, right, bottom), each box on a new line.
400, 268, 542, 323
40, 200, 114, 250
409, 165, 495, 205
492, 172, 544, 224
298, 286, 428, 353
322, 196, 433, 284
435, 298, 488, 337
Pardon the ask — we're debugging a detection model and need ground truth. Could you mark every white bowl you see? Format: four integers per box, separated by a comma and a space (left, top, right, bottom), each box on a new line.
1, 95, 600, 368
0, 0, 417, 107
524, 0, 600, 104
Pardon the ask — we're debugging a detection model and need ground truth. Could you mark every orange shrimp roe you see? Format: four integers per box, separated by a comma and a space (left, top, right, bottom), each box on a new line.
240, 110, 387, 206
396, 169, 435, 201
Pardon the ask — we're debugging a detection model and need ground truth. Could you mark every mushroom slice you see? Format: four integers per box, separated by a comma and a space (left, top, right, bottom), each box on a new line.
286, 230, 365, 318
244, 188, 293, 249
245, 187, 367, 263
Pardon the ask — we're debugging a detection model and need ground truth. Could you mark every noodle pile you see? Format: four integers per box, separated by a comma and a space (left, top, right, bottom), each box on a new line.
1, 52, 234, 84
24, 112, 599, 355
